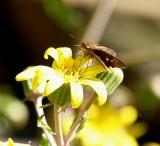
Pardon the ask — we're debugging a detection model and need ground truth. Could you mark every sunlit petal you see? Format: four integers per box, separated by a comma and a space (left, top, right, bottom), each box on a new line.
57, 47, 72, 59
80, 78, 107, 106
56, 47, 72, 68
45, 77, 65, 96
44, 47, 58, 62
79, 65, 106, 77
34, 82, 46, 95
32, 66, 57, 89
15, 66, 38, 81
70, 82, 83, 108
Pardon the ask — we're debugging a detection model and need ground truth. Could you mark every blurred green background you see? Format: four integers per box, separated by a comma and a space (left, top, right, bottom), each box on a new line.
0, 0, 160, 145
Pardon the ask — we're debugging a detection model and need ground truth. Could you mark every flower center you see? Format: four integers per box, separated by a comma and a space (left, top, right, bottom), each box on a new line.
56, 63, 81, 83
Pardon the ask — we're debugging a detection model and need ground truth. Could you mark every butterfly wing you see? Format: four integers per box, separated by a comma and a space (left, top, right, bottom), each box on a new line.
81, 41, 126, 69
92, 49, 126, 69
93, 44, 117, 57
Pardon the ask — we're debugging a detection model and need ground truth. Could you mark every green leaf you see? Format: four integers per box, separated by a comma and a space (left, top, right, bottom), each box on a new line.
43, 0, 80, 31
39, 135, 50, 146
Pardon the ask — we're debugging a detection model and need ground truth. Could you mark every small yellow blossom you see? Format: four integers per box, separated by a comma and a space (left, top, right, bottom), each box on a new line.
77, 104, 146, 146
16, 47, 107, 108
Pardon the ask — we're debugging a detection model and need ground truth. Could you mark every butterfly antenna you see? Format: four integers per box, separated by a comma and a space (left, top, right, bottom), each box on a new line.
69, 34, 75, 39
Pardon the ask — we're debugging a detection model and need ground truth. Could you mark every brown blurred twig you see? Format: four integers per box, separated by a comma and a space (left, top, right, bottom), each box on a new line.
82, 0, 117, 43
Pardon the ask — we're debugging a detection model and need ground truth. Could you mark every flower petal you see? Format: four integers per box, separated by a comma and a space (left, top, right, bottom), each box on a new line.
44, 47, 58, 62
56, 47, 73, 68
120, 106, 138, 126
57, 47, 72, 59
74, 54, 90, 68
32, 66, 57, 90
15, 66, 37, 81
80, 78, 107, 106
45, 47, 73, 68
44, 76, 65, 96
79, 65, 106, 77
70, 82, 83, 108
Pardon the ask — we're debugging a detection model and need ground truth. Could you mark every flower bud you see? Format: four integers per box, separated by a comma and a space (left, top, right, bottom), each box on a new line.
97, 67, 124, 95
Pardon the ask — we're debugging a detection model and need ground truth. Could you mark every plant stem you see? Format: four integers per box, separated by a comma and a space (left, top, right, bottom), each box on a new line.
64, 113, 83, 146
34, 96, 57, 146
64, 93, 96, 146
54, 105, 64, 146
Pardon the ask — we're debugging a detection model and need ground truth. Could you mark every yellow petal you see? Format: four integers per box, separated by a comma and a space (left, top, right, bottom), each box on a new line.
7, 138, 14, 146
80, 65, 106, 77
44, 77, 65, 96
32, 66, 57, 90
120, 106, 138, 126
65, 58, 74, 68
56, 47, 72, 67
74, 54, 90, 68
34, 82, 46, 95
44, 47, 58, 62
80, 78, 107, 106
57, 47, 72, 59
15, 66, 37, 81
70, 82, 83, 108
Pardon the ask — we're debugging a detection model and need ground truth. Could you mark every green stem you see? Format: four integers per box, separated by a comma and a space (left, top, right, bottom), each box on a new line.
64, 93, 96, 146
54, 105, 64, 146
64, 113, 83, 146
34, 96, 57, 146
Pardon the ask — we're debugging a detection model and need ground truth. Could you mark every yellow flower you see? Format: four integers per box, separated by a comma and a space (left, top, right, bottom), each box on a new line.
77, 104, 145, 146
16, 47, 107, 108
